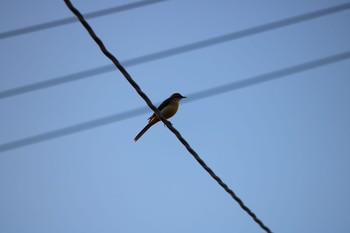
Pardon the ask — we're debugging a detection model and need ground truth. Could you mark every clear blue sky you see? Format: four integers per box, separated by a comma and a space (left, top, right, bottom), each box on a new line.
1, 1, 350, 232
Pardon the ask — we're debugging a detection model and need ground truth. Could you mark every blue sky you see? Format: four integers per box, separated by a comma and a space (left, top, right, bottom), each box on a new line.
1, 0, 350, 232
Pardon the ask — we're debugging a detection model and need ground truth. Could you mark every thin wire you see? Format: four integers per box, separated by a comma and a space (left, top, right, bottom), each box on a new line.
64, 0, 273, 231
1, 2, 350, 100
1, 50, 349, 152
1, 51, 349, 152
0, 0, 167, 40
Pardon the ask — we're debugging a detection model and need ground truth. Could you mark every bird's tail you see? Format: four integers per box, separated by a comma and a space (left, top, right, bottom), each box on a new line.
134, 123, 153, 142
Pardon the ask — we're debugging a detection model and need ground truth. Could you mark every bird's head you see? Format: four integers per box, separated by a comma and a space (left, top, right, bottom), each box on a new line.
171, 93, 186, 101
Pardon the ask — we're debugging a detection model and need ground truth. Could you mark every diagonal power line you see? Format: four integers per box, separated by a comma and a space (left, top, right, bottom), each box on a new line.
1, 50, 349, 152
1, 1, 350, 100
64, 0, 271, 231
0, 0, 167, 40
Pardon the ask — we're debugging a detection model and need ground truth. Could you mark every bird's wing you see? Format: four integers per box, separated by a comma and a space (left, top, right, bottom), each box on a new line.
148, 97, 171, 120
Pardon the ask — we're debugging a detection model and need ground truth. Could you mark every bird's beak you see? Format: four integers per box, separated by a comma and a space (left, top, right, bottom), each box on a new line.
182, 96, 187, 98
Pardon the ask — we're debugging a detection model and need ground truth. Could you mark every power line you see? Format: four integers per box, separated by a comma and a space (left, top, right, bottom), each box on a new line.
64, 0, 272, 231
1, 51, 349, 153
0, 106, 148, 152
1, 2, 350, 100
0, 0, 167, 40
186, 52, 350, 101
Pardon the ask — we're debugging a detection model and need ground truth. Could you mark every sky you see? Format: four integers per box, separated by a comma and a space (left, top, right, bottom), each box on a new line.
1, 0, 350, 232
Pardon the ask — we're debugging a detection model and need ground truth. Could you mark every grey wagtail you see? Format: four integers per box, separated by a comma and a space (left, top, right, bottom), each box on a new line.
134, 93, 186, 142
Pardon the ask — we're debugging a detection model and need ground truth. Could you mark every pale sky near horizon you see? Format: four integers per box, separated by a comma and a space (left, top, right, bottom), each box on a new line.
1, 1, 350, 232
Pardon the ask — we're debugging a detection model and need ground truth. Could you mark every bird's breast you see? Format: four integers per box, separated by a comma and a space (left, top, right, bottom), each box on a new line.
160, 101, 179, 119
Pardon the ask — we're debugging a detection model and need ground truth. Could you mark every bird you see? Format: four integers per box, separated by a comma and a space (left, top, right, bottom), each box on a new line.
134, 93, 186, 142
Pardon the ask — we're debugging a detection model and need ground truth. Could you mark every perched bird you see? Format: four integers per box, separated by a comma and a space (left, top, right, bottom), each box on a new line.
134, 93, 186, 142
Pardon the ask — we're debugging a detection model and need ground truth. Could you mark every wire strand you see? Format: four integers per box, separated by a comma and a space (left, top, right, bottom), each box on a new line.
63, 0, 274, 231
1, 51, 349, 152
1, 50, 349, 152
1, 2, 350, 100
0, 0, 167, 40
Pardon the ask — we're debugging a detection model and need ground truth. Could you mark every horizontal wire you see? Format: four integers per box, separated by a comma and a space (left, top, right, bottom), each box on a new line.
1, 50, 349, 153
1, 2, 350, 100
0, 0, 167, 40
